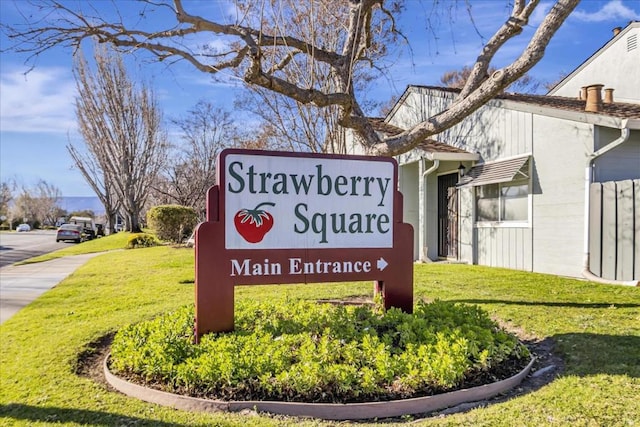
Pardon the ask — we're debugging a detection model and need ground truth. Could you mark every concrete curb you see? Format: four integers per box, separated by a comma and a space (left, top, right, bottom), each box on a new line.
104, 354, 535, 420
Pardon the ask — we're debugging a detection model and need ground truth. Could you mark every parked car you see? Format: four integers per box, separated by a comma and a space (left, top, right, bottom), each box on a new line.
69, 216, 96, 240
16, 223, 31, 232
56, 224, 84, 243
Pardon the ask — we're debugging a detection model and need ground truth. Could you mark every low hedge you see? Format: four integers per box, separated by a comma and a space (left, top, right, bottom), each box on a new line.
147, 205, 198, 243
110, 299, 529, 403
125, 233, 160, 249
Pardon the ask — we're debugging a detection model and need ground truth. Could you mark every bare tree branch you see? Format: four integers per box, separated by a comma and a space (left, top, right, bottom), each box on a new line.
3, 0, 580, 156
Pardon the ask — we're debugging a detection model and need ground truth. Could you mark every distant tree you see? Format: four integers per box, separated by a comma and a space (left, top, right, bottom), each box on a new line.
0, 181, 14, 220
3, 0, 580, 155
11, 190, 35, 226
32, 180, 62, 226
379, 95, 400, 117
236, 89, 346, 154
544, 72, 569, 93
50, 207, 68, 226
233, 132, 279, 151
151, 101, 236, 215
71, 44, 169, 232
9, 180, 62, 227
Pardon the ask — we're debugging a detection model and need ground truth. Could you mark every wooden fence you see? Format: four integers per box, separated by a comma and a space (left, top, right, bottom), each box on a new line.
589, 179, 640, 281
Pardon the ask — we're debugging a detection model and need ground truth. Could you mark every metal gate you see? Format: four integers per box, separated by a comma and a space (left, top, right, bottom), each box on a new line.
438, 173, 459, 259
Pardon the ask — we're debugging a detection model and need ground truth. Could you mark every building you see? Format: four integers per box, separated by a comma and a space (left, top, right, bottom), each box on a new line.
548, 22, 639, 103
347, 22, 640, 284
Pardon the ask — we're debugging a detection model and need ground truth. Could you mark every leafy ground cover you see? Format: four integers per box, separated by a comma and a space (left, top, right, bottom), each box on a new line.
1, 237, 638, 426
110, 300, 528, 403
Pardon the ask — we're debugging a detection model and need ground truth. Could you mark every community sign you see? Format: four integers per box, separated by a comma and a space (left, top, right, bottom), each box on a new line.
195, 149, 414, 339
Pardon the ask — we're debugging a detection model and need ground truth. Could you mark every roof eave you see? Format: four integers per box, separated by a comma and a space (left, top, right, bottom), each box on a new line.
494, 99, 640, 129
425, 152, 480, 161
396, 146, 479, 166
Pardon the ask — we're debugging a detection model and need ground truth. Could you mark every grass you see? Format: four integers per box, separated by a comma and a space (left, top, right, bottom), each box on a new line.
1, 234, 638, 426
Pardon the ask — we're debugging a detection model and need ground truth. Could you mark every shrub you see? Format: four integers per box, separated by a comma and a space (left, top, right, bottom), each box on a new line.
110, 300, 530, 403
147, 205, 199, 243
126, 233, 159, 249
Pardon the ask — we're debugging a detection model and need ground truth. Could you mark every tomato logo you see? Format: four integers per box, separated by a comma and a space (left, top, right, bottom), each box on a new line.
233, 202, 276, 243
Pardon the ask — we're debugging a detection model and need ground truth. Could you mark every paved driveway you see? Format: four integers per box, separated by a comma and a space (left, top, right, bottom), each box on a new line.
0, 253, 101, 324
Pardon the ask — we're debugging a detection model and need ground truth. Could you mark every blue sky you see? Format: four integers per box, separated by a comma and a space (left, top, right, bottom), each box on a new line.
1, 0, 639, 197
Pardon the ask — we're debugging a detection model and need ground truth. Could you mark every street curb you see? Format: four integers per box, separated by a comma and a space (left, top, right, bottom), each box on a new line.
104, 354, 535, 420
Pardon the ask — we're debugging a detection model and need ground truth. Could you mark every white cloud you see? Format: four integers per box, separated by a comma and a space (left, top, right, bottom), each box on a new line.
529, 2, 553, 26
572, 0, 640, 23
0, 66, 77, 133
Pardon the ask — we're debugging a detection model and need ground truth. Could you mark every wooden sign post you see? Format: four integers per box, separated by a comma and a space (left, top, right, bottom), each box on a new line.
195, 149, 413, 340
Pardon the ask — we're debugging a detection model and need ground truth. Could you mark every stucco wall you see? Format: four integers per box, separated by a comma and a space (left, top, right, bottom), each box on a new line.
550, 25, 639, 103
593, 127, 640, 182
531, 116, 594, 277
399, 161, 420, 259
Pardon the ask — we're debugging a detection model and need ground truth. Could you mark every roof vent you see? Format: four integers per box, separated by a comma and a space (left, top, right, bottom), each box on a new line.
604, 88, 614, 104
579, 86, 588, 100
628, 33, 638, 51
585, 84, 604, 113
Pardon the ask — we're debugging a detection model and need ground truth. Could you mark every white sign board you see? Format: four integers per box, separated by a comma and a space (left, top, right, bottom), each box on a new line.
223, 152, 395, 249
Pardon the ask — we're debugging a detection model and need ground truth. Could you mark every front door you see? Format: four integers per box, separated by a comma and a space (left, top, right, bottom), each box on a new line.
437, 173, 459, 259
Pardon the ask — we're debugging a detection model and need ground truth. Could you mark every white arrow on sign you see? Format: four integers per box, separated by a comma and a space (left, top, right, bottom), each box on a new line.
376, 257, 388, 271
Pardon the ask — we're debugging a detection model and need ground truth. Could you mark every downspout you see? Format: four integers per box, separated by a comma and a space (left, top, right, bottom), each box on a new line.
582, 125, 638, 286
421, 158, 439, 262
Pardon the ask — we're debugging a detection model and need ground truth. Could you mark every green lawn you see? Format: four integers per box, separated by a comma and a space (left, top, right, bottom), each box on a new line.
1, 236, 638, 426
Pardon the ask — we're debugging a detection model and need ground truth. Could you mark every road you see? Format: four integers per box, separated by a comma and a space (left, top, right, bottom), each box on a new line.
0, 230, 70, 268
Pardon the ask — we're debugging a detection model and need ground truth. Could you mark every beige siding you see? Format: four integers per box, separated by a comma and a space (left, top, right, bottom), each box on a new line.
458, 187, 474, 263
390, 88, 534, 162
476, 227, 532, 270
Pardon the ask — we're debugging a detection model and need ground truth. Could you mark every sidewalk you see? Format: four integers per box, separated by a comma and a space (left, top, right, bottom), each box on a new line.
0, 253, 101, 324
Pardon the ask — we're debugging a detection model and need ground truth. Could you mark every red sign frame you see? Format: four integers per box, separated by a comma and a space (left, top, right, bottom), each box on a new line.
195, 149, 413, 339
